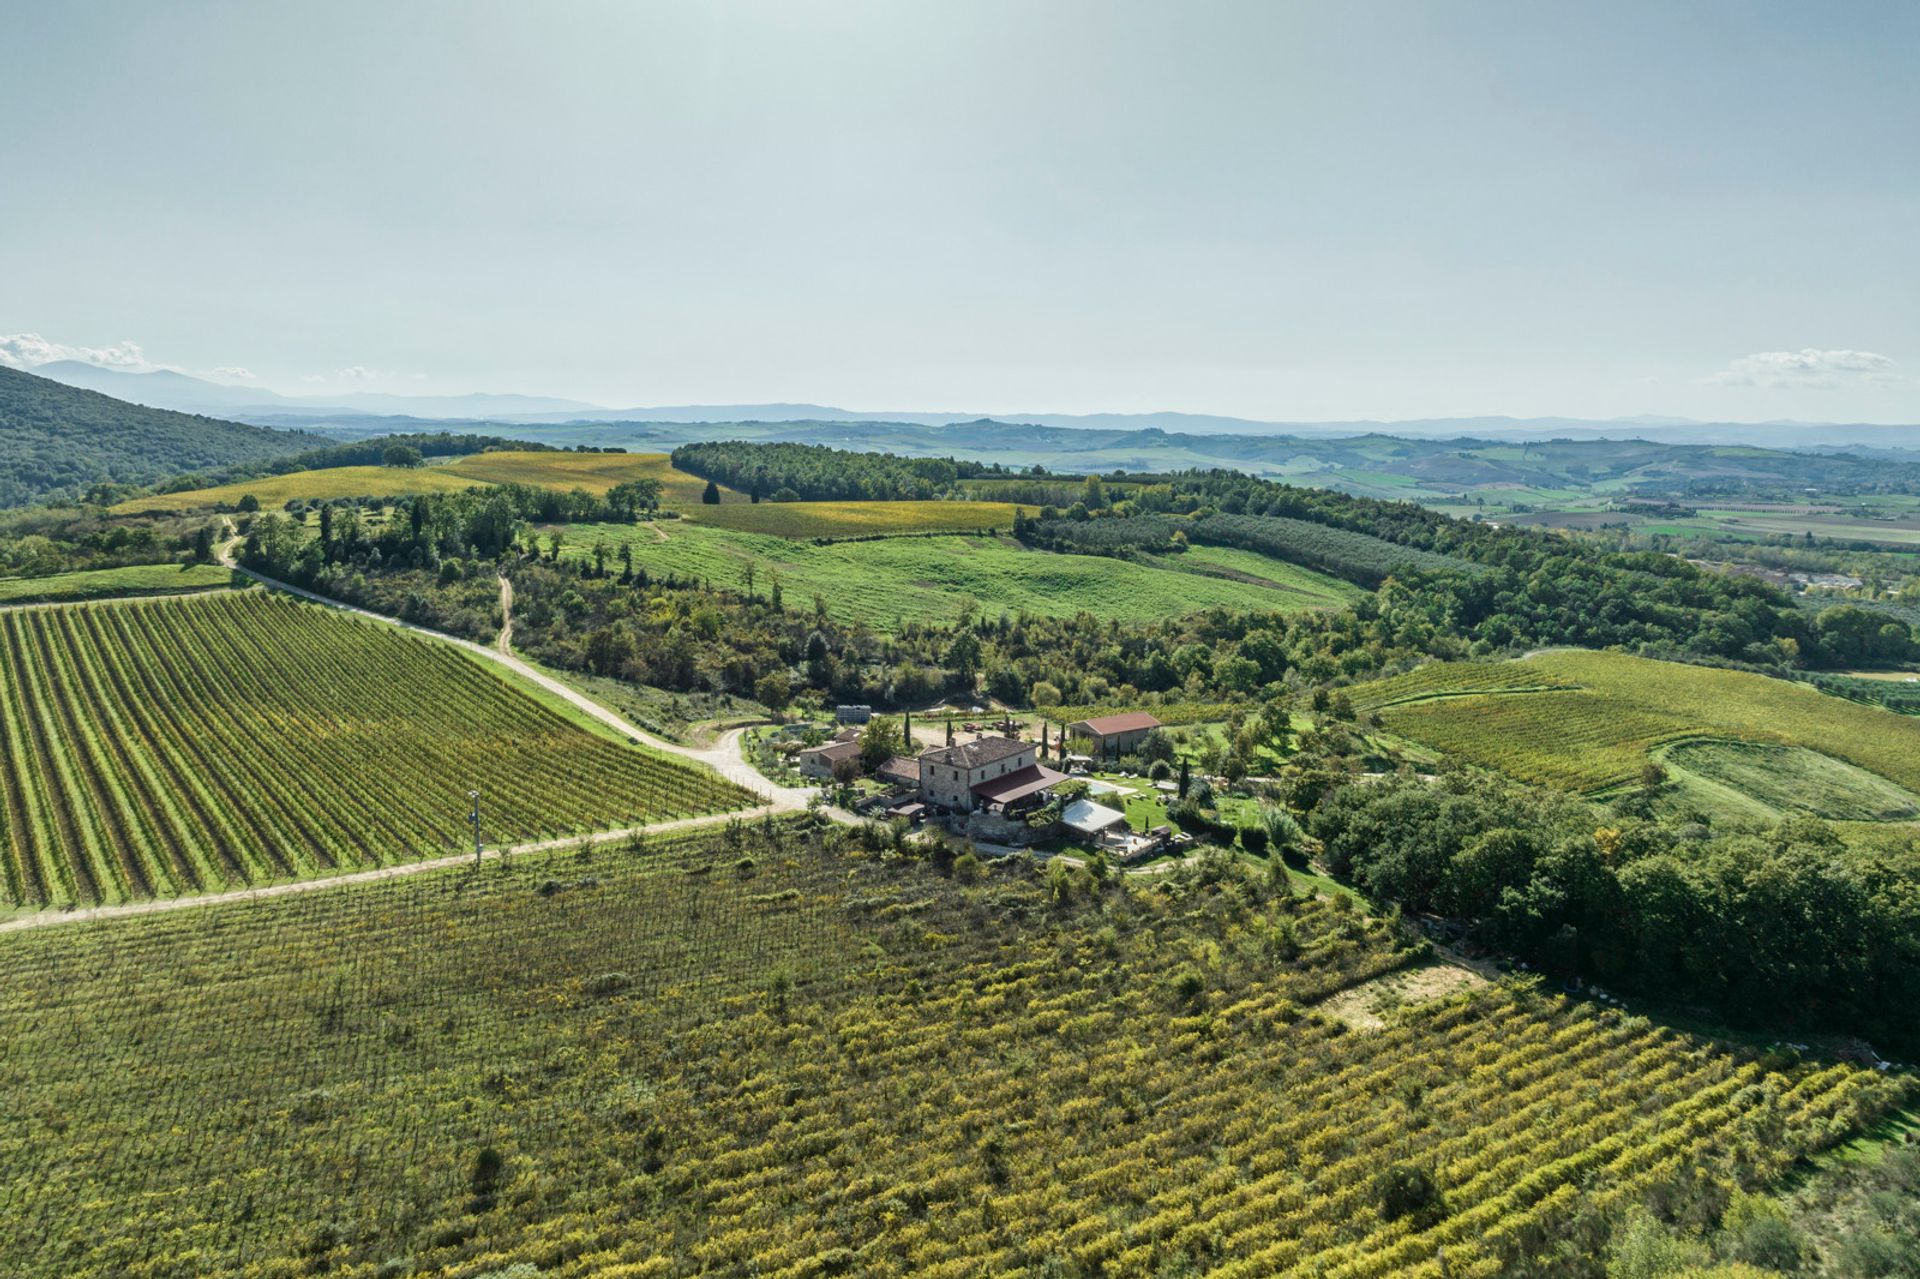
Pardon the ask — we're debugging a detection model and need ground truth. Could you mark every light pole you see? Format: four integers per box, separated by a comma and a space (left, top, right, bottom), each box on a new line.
468, 789, 483, 862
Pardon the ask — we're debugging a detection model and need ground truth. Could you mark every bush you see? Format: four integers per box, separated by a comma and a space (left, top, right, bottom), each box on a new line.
1373, 1162, 1440, 1222
1148, 759, 1173, 781
1240, 824, 1270, 855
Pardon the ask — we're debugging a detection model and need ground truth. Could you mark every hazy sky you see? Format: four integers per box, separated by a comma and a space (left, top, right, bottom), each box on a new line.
3, 1, 1916, 421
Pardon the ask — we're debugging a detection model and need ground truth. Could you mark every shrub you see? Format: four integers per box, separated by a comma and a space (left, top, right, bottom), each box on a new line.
585, 972, 633, 996
1373, 1162, 1440, 1222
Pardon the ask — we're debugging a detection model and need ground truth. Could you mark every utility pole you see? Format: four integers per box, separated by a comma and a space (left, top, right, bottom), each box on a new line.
468, 789, 483, 862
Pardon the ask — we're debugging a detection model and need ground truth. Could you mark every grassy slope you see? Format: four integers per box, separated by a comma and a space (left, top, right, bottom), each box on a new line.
560, 522, 1356, 629
0, 562, 238, 604
1661, 740, 1920, 822
0, 823, 1898, 1278
685, 498, 1028, 538
443, 450, 740, 504
1172, 544, 1367, 606
113, 452, 734, 514
1354, 651, 1920, 808
112, 464, 490, 512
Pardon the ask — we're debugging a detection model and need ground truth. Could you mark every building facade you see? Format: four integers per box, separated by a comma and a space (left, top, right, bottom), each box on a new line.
917, 736, 1064, 815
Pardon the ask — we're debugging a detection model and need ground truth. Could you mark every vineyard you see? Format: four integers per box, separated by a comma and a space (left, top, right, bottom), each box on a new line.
1353, 651, 1920, 804
0, 821, 1903, 1278
684, 498, 1029, 539
0, 591, 751, 908
560, 522, 1347, 629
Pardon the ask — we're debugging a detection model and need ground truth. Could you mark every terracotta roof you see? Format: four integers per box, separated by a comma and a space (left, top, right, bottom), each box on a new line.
1070, 712, 1162, 736
876, 756, 921, 783
920, 736, 1030, 770
970, 763, 1067, 806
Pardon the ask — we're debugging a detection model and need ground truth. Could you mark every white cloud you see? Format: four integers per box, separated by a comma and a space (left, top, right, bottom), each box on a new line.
0, 332, 159, 370
304, 365, 379, 383
1708, 348, 1898, 390
207, 366, 256, 381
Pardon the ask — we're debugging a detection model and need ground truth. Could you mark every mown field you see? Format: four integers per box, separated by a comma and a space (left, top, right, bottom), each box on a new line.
0, 821, 1901, 1279
443, 451, 739, 505
0, 562, 237, 605
112, 452, 736, 514
1663, 740, 1920, 823
111, 464, 491, 513
558, 521, 1357, 629
685, 498, 1028, 539
1354, 651, 1920, 812
0, 592, 751, 909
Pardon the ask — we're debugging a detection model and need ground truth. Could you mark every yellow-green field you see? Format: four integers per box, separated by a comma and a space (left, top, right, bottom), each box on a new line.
113, 452, 735, 514
685, 498, 1028, 539
1354, 651, 1920, 815
112, 465, 487, 513
443, 451, 740, 505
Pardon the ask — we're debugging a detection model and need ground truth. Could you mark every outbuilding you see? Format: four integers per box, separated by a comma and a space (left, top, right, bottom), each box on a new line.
1067, 712, 1162, 758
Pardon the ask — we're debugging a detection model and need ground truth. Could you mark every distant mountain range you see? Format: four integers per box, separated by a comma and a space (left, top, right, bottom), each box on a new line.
31, 361, 595, 420
25, 359, 1920, 452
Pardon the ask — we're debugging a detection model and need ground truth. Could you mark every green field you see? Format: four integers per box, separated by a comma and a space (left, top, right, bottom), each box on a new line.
0, 592, 751, 908
560, 522, 1359, 629
0, 562, 237, 605
686, 498, 1028, 539
0, 820, 1898, 1278
1354, 651, 1920, 815
1173, 544, 1368, 605
1663, 740, 1920, 823
112, 452, 736, 514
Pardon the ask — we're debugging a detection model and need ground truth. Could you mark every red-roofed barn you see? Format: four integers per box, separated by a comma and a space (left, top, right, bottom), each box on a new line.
1066, 712, 1162, 758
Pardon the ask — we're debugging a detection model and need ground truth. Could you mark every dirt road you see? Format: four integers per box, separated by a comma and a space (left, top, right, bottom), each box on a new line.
0, 806, 780, 935
215, 539, 813, 811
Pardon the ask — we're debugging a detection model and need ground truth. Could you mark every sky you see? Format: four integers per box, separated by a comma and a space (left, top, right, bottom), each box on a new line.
2, 0, 1917, 423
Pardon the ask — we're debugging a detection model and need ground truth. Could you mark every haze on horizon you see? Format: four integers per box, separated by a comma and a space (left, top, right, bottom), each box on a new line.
2, 1, 1916, 425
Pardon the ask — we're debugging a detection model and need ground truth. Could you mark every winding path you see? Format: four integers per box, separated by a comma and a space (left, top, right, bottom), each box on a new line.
0, 542, 827, 934
205, 535, 814, 810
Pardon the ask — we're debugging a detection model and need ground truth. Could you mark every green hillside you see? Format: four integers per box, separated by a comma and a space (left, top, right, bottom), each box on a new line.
0, 366, 318, 506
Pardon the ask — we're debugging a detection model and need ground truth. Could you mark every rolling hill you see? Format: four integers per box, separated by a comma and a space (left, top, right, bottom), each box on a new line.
0, 366, 320, 506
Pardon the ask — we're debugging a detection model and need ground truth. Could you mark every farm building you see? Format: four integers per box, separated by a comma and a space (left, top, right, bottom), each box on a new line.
917, 735, 1064, 815
836, 704, 874, 725
1067, 711, 1162, 758
876, 756, 920, 789
797, 739, 861, 781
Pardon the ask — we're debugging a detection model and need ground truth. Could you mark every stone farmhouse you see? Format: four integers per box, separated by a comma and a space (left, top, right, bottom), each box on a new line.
916, 735, 1065, 817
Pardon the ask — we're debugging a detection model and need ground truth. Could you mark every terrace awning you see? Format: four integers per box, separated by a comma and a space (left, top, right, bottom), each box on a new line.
970, 763, 1067, 809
